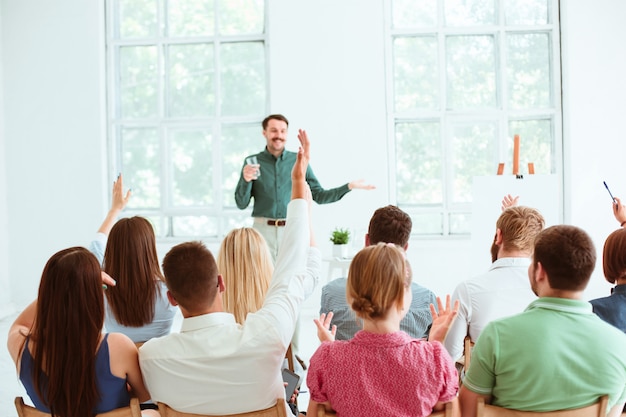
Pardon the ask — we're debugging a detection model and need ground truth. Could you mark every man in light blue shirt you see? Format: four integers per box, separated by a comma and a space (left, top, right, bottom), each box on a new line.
320, 205, 437, 340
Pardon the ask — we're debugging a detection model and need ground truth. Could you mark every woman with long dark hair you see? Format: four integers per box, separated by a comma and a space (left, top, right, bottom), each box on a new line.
90, 174, 176, 343
7, 247, 154, 416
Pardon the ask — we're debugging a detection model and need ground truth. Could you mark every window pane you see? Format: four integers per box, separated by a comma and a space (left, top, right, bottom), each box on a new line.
396, 122, 442, 204
220, 42, 266, 116
508, 119, 553, 174
121, 127, 161, 208
392, 0, 437, 28
168, 44, 215, 118
444, 0, 495, 26
168, 0, 215, 37
119, 46, 159, 118
410, 213, 443, 235
450, 122, 498, 203
221, 124, 261, 207
507, 33, 551, 109
446, 36, 496, 109
218, 0, 265, 35
173, 216, 219, 237
143, 215, 163, 238
504, 0, 548, 25
394, 37, 438, 112
449, 213, 471, 234
170, 129, 213, 207
117, 0, 158, 38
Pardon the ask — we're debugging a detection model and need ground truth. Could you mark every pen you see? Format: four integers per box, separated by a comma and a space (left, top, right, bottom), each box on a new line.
604, 181, 616, 204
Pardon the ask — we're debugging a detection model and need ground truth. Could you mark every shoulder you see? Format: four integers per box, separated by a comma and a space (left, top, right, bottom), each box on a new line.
106, 332, 137, 356
311, 340, 345, 364
410, 283, 436, 298
589, 295, 610, 307
322, 278, 347, 294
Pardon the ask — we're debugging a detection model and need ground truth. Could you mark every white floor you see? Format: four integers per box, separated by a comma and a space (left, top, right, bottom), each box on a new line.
0, 265, 338, 416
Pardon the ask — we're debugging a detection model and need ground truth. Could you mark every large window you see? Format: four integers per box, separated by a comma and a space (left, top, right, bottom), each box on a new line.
106, 0, 267, 238
387, 0, 561, 236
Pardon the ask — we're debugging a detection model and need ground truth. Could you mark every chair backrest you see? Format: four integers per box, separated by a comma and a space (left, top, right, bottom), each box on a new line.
463, 335, 475, 373
15, 397, 142, 417
285, 343, 295, 372
157, 399, 287, 417
476, 395, 608, 417
317, 401, 453, 417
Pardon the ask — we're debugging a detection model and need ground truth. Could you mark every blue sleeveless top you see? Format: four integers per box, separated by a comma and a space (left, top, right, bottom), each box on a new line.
20, 334, 131, 414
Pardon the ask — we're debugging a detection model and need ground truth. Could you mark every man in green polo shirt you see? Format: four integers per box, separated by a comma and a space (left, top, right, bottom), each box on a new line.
235, 114, 374, 261
459, 225, 626, 417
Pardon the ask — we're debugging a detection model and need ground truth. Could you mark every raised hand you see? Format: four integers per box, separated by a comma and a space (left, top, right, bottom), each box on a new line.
314, 312, 337, 343
501, 194, 519, 211
613, 197, 626, 227
427, 295, 459, 344
112, 173, 132, 212
291, 129, 310, 200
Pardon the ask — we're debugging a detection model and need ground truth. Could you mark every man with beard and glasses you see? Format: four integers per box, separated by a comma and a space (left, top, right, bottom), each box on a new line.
459, 225, 626, 417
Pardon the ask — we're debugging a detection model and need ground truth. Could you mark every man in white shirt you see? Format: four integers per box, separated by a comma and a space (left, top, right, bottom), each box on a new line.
444, 205, 544, 362
139, 130, 320, 415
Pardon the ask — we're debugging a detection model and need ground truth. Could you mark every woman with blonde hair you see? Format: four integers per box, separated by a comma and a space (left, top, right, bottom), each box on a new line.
217, 227, 274, 324
307, 243, 459, 417
90, 174, 176, 343
7, 247, 156, 416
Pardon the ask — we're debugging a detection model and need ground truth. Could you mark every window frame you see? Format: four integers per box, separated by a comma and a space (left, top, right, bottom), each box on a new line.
384, 0, 563, 238
104, 0, 269, 240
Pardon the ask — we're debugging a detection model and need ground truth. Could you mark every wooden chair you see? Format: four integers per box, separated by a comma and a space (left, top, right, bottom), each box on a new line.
15, 396, 142, 417
463, 335, 475, 374
157, 399, 287, 417
476, 395, 608, 417
317, 401, 453, 417
285, 343, 295, 372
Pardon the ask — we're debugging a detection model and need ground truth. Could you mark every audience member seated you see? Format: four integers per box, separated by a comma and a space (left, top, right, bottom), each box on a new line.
307, 243, 459, 417
7, 247, 156, 416
459, 225, 626, 417
320, 205, 437, 340
138, 129, 319, 415
217, 227, 274, 324
217, 226, 313, 416
444, 201, 544, 362
592, 195, 626, 333
590, 227, 626, 332
90, 174, 177, 343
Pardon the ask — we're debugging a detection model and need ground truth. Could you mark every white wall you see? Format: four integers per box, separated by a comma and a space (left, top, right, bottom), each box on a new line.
0, 0, 12, 317
0, 0, 623, 312
561, 0, 626, 301
1, 0, 106, 309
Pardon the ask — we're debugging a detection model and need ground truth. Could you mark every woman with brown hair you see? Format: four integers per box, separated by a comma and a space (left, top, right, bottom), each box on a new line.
90, 174, 176, 343
217, 227, 274, 324
307, 243, 459, 417
7, 247, 155, 416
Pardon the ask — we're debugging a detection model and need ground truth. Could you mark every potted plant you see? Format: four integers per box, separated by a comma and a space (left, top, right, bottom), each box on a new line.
330, 227, 350, 258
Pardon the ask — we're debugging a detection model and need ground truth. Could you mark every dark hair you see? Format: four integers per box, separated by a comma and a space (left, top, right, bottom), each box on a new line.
262, 114, 289, 130
602, 228, 626, 284
368, 205, 412, 247
32, 247, 104, 417
533, 225, 596, 291
348, 243, 409, 320
162, 241, 218, 311
103, 216, 163, 327
496, 206, 545, 253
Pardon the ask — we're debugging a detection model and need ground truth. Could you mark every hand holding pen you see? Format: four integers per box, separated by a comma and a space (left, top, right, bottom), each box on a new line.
604, 181, 626, 227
